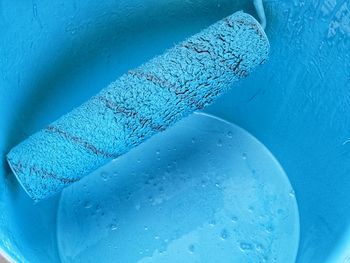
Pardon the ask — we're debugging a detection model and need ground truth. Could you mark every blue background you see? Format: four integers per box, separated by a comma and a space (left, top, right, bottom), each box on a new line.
0, 0, 349, 262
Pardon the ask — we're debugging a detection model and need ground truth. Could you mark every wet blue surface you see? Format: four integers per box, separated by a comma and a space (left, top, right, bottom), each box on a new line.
57, 113, 299, 263
0, 0, 350, 262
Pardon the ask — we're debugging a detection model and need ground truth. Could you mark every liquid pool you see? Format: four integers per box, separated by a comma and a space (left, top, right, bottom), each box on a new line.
57, 112, 299, 262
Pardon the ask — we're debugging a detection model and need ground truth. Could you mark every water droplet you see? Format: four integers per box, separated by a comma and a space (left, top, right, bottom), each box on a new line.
135, 204, 141, 210
289, 190, 295, 197
100, 172, 108, 181
209, 219, 216, 226
32, 4, 38, 18
231, 216, 238, 222
265, 225, 274, 233
144, 226, 149, 231
84, 201, 92, 209
109, 224, 118, 231
215, 182, 221, 188
256, 243, 264, 251
159, 245, 166, 254
242, 153, 247, 160
137, 159, 141, 163
156, 150, 160, 155
239, 242, 253, 251
191, 138, 196, 144
227, 131, 233, 138
217, 139, 223, 147
248, 206, 255, 212
188, 244, 195, 253
220, 229, 229, 240
154, 235, 160, 240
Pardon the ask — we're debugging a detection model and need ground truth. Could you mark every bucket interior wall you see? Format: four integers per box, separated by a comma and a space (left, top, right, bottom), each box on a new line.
0, 0, 349, 262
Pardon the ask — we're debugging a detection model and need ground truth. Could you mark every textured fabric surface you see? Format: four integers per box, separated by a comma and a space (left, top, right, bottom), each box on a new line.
7, 11, 269, 200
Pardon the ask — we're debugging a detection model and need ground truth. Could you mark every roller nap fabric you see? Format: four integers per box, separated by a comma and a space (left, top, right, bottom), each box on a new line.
7, 11, 269, 200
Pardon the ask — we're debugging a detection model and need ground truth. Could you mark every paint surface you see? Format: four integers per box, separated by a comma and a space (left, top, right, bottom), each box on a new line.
57, 113, 299, 263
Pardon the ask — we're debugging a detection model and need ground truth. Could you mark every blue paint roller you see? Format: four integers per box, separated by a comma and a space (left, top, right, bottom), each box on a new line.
7, 11, 269, 200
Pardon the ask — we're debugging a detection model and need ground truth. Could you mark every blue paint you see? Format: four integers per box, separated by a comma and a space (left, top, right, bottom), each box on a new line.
56, 113, 299, 262
0, 0, 349, 262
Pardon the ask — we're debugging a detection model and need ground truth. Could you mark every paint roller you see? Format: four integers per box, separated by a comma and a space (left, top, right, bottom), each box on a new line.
7, 11, 269, 200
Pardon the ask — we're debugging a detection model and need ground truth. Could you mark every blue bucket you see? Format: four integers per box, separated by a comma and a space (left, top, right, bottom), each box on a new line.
0, 0, 349, 262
